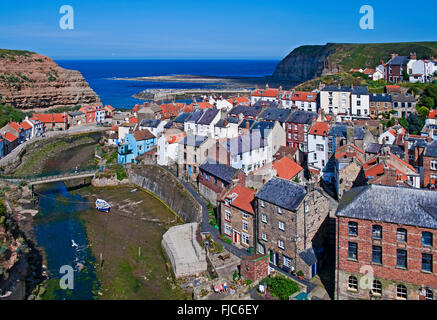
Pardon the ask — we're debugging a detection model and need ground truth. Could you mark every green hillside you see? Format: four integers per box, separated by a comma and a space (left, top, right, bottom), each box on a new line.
326, 41, 437, 70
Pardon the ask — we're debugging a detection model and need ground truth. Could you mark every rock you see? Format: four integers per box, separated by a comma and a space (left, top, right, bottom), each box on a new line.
0, 51, 101, 111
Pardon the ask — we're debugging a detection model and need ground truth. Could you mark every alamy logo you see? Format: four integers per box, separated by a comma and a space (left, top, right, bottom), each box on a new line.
359, 265, 374, 290
59, 5, 74, 30
59, 265, 74, 290
359, 5, 374, 30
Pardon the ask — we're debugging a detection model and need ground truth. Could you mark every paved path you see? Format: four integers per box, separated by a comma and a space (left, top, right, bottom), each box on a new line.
161, 167, 251, 260
0, 124, 108, 166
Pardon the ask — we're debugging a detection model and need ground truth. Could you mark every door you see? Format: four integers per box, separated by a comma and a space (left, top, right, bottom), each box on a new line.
188, 165, 192, 176
311, 263, 317, 278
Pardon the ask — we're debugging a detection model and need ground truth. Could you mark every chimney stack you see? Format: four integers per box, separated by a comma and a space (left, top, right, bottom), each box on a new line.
404, 138, 409, 163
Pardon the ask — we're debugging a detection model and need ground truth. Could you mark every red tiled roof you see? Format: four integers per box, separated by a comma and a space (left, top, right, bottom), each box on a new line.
252, 88, 279, 98
105, 105, 114, 111
32, 113, 67, 124
273, 157, 303, 180
166, 133, 186, 144
129, 116, 138, 124
429, 109, 437, 119
198, 102, 212, 109
8, 122, 22, 132
363, 68, 375, 75
225, 184, 256, 214
282, 91, 317, 102
309, 122, 329, 136
20, 121, 32, 130
3, 132, 18, 142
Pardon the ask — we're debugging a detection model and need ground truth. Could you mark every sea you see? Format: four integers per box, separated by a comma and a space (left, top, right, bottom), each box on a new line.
55, 60, 279, 109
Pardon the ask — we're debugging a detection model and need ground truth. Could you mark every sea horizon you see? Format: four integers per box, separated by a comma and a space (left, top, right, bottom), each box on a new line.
56, 59, 279, 108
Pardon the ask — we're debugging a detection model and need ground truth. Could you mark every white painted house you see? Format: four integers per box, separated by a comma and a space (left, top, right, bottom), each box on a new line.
307, 122, 330, 173
157, 130, 186, 166
139, 119, 167, 138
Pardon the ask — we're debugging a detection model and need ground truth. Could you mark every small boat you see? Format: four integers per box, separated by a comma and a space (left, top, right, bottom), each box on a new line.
95, 199, 111, 213
130, 189, 137, 193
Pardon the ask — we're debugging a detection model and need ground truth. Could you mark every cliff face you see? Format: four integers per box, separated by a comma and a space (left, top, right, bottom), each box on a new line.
273, 42, 437, 84
273, 45, 337, 83
0, 50, 101, 110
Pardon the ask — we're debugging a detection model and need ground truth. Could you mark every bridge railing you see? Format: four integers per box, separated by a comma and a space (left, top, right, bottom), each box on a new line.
0, 165, 99, 182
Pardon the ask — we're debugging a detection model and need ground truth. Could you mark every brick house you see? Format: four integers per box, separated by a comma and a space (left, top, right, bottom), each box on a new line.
255, 178, 331, 279
67, 111, 86, 126
198, 162, 245, 206
31, 113, 68, 131
423, 140, 437, 189
335, 184, 437, 300
285, 110, 317, 151
220, 184, 256, 249
384, 54, 410, 84
240, 254, 270, 282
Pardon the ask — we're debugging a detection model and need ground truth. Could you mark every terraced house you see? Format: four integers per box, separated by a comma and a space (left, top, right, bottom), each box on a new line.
335, 185, 437, 300
221, 184, 256, 249
117, 129, 157, 164
255, 178, 331, 279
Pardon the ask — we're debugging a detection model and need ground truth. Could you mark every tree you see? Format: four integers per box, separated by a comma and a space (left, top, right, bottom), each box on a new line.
407, 114, 426, 135
419, 96, 435, 109
417, 106, 430, 119
399, 117, 409, 131
402, 68, 410, 82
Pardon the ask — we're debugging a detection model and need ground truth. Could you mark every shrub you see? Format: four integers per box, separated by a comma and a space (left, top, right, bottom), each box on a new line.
265, 275, 300, 300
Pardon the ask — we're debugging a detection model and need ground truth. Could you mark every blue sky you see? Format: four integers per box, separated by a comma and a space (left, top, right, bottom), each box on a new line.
0, 0, 436, 59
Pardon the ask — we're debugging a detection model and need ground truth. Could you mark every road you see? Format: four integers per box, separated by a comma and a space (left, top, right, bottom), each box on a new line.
0, 124, 108, 167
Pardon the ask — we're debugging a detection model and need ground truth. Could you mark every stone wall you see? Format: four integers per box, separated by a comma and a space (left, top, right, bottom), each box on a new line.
129, 165, 202, 223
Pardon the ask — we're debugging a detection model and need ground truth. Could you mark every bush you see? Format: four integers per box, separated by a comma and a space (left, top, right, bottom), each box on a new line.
265, 275, 300, 300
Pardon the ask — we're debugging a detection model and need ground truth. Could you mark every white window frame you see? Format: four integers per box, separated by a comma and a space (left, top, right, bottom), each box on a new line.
242, 220, 249, 232
261, 214, 267, 223
279, 221, 285, 231
278, 240, 285, 250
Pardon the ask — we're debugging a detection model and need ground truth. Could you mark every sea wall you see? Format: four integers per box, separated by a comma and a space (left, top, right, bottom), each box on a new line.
128, 165, 202, 223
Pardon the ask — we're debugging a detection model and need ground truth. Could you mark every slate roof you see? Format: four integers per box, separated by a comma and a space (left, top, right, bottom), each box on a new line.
370, 93, 392, 102
425, 141, 437, 158
181, 134, 208, 147
336, 185, 437, 229
365, 143, 382, 154
225, 117, 240, 124
328, 125, 364, 140
197, 108, 219, 125
258, 107, 291, 122
140, 119, 161, 128
251, 121, 275, 139
229, 105, 262, 118
387, 55, 409, 66
199, 163, 237, 183
215, 119, 227, 128
252, 100, 280, 108
255, 178, 307, 211
220, 132, 265, 155
239, 119, 255, 129
68, 111, 85, 117
322, 86, 369, 95
299, 248, 318, 266
164, 121, 173, 129
287, 110, 317, 125
186, 109, 204, 123
173, 112, 191, 123
390, 92, 416, 103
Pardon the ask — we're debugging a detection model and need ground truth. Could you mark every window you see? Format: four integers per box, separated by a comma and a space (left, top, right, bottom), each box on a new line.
348, 242, 358, 260
372, 280, 382, 295
260, 200, 265, 208
396, 228, 407, 242
396, 249, 407, 269
372, 246, 382, 264
242, 212, 249, 220
278, 240, 285, 250
316, 144, 324, 151
242, 220, 249, 232
348, 222, 358, 236
278, 207, 283, 214
431, 160, 437, 170
348, 276, 358, 291
426, 289, 433, 300
372, 225, 382, 240
262, 232, 267, 241
224, 224, 232, 236
261, 214, 267, 223
422, 232, 433, 247
422, 253, 433, 273
396, 284, 407, 300
283, 256, 292, 268
278, 221, 285, 231
257, 243, 265, 254
242, 233, 250, 246
224, 210, 231, 222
